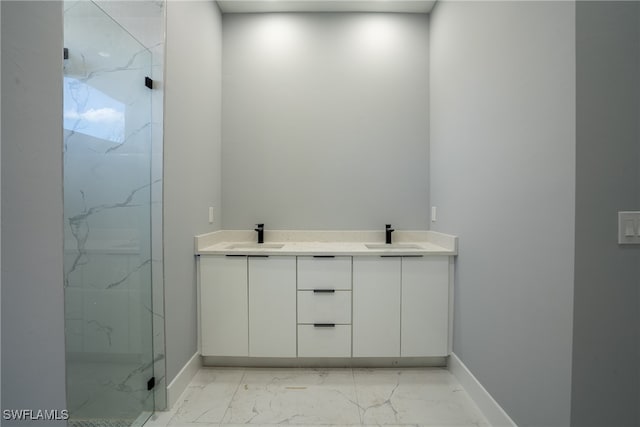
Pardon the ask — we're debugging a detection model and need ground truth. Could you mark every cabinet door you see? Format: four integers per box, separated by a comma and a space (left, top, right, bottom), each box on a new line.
248, 256, 297, 357
200, 255, 248, 356
401, 256, 449, 357
352, 257, 401, 357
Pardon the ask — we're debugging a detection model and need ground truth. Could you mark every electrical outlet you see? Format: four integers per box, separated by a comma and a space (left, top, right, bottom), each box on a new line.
618, 211, 640, 244
431, 206, 437, 222
208, 207, 214, 224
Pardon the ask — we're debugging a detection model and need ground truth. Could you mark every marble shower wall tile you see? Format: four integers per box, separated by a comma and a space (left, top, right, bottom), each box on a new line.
63, 0, 166, 418
67, 360, 152, 420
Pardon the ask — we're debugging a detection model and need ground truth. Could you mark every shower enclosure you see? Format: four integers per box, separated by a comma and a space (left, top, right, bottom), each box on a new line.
63, 1, 160, 425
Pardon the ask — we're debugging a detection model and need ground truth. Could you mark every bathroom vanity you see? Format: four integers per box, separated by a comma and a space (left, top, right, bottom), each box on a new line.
195, 230, 457, 365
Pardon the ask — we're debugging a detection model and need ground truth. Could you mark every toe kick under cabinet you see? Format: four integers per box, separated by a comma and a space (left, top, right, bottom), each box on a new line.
198, 253, 453, 360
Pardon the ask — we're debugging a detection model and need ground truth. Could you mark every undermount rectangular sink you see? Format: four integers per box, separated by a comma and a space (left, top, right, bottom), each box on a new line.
226, 243, 285, 250
365, 243, 422, 250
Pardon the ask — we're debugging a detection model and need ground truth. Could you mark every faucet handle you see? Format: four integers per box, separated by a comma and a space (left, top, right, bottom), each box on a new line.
386, 224, 394, 231
255, 223, 264, 229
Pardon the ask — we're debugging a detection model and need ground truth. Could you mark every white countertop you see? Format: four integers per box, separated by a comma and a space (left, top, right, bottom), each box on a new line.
195, 230, 457, 256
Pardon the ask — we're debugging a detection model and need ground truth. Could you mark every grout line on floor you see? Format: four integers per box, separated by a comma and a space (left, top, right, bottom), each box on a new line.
217, 368, 247, 426
350, 367, 363, 426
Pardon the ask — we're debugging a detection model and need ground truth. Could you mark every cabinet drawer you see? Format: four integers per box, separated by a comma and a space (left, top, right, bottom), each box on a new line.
297, 256, 352, 290
297, 290, 351, 324
297, 324, 351, 357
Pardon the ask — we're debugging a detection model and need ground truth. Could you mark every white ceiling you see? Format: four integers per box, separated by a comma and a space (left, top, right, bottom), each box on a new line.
216, 1, 436, 14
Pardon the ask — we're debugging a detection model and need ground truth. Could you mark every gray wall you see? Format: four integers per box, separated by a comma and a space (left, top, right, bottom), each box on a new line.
429, 2, 576, 426
164, 0, 222, 383
222, 13, 429, 230
1, 1, 67, 423
572, 2, 640, 426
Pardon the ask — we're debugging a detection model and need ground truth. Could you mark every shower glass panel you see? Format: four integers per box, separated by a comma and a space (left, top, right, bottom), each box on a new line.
63, 1, 155, 425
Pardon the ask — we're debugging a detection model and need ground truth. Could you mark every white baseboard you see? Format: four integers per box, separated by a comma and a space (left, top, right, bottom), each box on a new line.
166, 352, 201, 410
449, 353, 518, 427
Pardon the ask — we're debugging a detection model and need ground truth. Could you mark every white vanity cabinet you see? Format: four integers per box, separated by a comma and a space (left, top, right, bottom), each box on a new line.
199, 248, 452, 361
353, 256, 451, 358
296, 256, 352, 357
248, 256, 297, 357
199, 255, 249, 357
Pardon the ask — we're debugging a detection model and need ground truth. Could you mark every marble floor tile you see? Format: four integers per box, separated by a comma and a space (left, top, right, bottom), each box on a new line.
353, 368, 489, 426
168, 368, 245, 425
146, 367, 489, 427
222, 368, 361, 425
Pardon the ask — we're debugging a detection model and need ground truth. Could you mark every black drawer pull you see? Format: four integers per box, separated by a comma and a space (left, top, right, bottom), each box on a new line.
248, 255, 269, 258
313, 323, 335, 328
225, 254, 247, 257
313, 255, 335, 258
313, 289, 335, 293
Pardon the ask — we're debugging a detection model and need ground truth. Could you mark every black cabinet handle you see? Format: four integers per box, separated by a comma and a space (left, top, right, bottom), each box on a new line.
313, 289, 335, 293
248, 255, 269, 258
313, 323, 335, 328
225, 254, 247, 257
313, 255, 335, 258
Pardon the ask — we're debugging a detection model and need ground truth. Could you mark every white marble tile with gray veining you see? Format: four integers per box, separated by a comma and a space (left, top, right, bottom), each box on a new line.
168, 369, 245, 425
221, 369, 361, 425
354, 368, 489, 426
64, 1, 165, 422
147, 367, 489, 427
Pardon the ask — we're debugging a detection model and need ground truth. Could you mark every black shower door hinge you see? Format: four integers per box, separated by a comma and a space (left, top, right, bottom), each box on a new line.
145, 76, 154, 90
147, 376, 156, 391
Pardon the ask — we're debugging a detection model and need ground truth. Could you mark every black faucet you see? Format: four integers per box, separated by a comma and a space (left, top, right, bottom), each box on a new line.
255, 223, 264, 244
385, 224, 394, 244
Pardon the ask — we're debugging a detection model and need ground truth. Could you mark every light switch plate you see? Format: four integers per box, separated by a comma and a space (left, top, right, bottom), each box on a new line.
618, 211, 640, 244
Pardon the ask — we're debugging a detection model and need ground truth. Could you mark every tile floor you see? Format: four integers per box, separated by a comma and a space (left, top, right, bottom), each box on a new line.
144, 367, 489, 427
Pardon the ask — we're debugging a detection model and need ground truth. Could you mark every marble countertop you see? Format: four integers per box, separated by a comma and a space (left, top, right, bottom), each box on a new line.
195, 230, 457, 256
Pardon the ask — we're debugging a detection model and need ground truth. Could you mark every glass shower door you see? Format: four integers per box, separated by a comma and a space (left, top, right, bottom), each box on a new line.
63, 1, 155, 425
